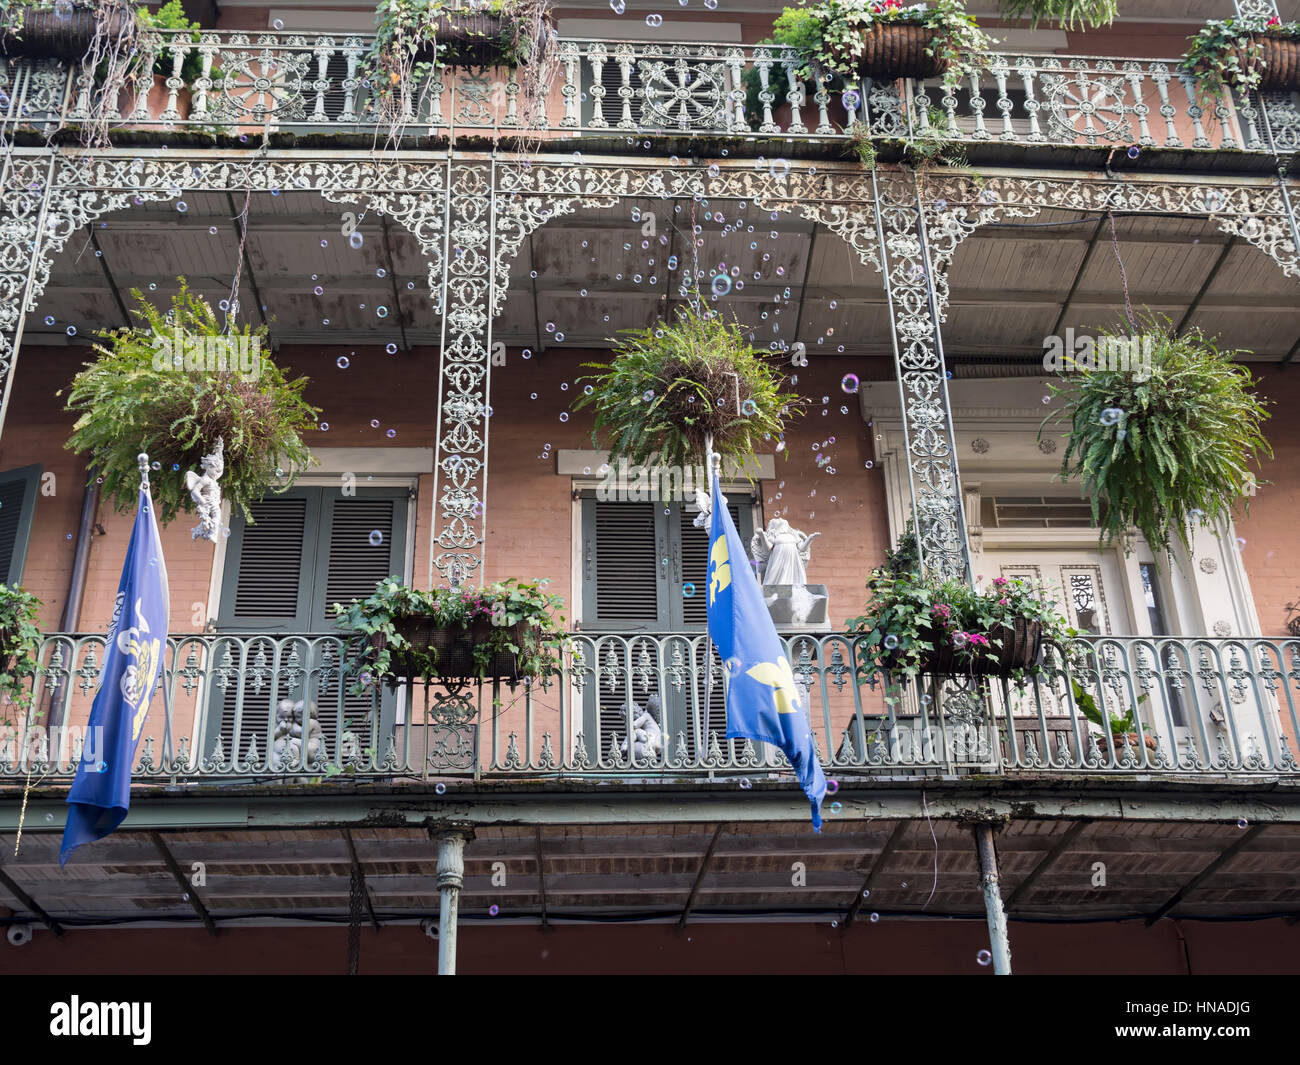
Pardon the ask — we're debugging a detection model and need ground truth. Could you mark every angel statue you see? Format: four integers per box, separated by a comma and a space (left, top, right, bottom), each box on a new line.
619, 693, 665, 762
184, 438, 224, 543
751, 517, 820, 586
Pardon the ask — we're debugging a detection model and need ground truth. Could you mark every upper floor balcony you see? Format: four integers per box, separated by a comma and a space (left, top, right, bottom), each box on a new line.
2, 25, 1293, 167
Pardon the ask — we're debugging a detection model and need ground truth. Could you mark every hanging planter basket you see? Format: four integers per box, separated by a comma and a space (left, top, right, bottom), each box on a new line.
1, 7, 132, 61
0, 625, 15, 679
1093, 731, 1158, 754
857, 23, 947, 82
412, 10, 523, 68
373, 615, 538, 686
888, 618, 1043, 678
1241, 33, 1300, 92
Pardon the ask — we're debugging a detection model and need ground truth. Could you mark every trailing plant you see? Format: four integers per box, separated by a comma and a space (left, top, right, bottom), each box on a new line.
847, 533, 1074, 678
363, 0, 555, 149
333, 576, 566, 690
573, 302, 802, 475
0, 583, 43, 722
770, 0, 995, 91
1041, 314, 1271, 559
61, 280, 320, 526
996, 0, 1116, 32
1181, 14, 1299, 100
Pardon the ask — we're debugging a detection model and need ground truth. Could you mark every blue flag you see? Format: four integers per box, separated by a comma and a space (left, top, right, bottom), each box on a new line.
706, 471, 827, 829
61, 485, 169, 867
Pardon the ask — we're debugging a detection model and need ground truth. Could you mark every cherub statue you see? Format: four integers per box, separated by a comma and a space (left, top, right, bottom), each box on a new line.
691, 486, 712, 532
620, 693, 664, 762
184, 438, 224, 543
271, 698, 326, 770
751, 517, 821, 585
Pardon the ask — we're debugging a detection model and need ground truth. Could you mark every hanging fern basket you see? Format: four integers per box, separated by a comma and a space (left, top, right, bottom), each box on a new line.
1242, 34, 1300, 92
412, 10, 523, 67
371, 615, 537, 686
1, 7, 132, 60
857, 23, 947, 82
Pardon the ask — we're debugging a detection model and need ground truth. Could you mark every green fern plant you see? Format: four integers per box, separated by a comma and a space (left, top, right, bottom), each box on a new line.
62, 280, 320, 526
573, 302, 801, 474
997, 0, 1116, 32
0, 582, 42, 723
1041, 314, 1271, 558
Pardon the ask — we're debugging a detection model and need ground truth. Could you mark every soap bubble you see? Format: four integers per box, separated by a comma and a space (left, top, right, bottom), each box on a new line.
711, 273, 731, 296
646, 13, 663, 26
320, 239, 328, 248
1100, 407, 1124, 426
489, 905, 500, 916
826, 779, 839, 794
66, 325, 77, 336
977, 949, 993, 966
870, 912, 879, 923
386, 342, 398, 354
741, 399, 757, 416
953, 632, 969, 649
842, 90, 860, 110
435, 782, 447, 795
1127, 145, 1140, 159
386, 429, 396, 438
1238, 817, 1249, 828
739, 778, 752, 789
376, 306, 389, 318
642, 389, 655, 402
841, 373, 859, 394
176, 201, 188, 213
368, 530, 384, 547
337, 356, 350, 369
682, 582, 696, 597
273, 17, 284, 29
862, 889, 870, 899
830, 802, 842, 814
883, 635, 898, 649
208, 226, 218, 235
44, 315, 54, 325
1041, 395, 1052, 405
559, 412, 569, 422
320, 423, 330, 431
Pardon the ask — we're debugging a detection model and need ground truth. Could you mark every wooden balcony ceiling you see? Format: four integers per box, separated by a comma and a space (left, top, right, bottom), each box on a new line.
3, 815, 1299, 924
30, 189, 1300, 363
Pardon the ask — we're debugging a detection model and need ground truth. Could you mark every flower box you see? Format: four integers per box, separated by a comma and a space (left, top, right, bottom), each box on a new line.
372, 614, 536, 684
890, 617, 1043, 677
1, 6, 132, 61
856, 22, 947, 82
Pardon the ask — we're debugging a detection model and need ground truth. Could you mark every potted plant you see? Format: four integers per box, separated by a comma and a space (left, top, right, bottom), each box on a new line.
61, 280, 320, 527
1041, 315, 1271, 560
120, 0, 205, 123
333, 576, 566, 689
847, 526, 1073, 679
0, 583, 42, 724
769, 0, 994, 90
573, 302, 801, 475
1071, 680, 1157, 753
364, 0, 554, 145
1182, 14, 1300, 97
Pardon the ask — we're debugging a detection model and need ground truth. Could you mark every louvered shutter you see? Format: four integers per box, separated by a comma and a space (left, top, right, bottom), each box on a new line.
206, 488, 408, 765
579, 491, 755, 760
0, 465, 40, 585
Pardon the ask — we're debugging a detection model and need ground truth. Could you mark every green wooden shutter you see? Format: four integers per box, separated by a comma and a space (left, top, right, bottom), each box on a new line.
0, 464, 41, 585
579, 491, 756, 760
207, 487, 409, 763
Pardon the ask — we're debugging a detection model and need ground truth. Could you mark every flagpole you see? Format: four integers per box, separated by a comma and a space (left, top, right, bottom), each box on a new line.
702, 435, 718, 717
139, 453, 175, 772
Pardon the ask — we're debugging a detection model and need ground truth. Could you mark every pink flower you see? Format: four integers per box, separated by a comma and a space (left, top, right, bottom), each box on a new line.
968, 633, 990, 647
1268, 16, 1281, 26
998, 598, 1008, 606
993, 576, 1008, 587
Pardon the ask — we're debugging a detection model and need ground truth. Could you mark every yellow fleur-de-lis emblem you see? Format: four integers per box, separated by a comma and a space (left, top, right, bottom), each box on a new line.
746, 655, 800, 714
709, 534, 731, 605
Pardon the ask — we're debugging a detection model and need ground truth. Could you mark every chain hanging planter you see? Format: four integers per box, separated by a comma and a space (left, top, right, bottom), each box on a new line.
1183, 16, 1300, 99
411, 5, 524, 68
1241, 32, 1300, 92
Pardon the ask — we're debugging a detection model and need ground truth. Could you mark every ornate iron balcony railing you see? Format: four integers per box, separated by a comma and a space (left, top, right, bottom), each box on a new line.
0, 30, 1283, 153
2, 630, 1298, 784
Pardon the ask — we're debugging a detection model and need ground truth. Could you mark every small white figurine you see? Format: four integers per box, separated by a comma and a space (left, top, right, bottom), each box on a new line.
620, 693, 665, 762
185, 438, 224, 543
751, 517, 821, 586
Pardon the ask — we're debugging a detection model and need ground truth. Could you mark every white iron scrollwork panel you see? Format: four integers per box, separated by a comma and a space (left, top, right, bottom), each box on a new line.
872, 170, 971, 582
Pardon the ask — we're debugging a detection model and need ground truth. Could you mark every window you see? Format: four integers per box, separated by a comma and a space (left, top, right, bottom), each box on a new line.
577, 491, 755, 758
0, 464, 40, 585
202, 486, 410, 762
